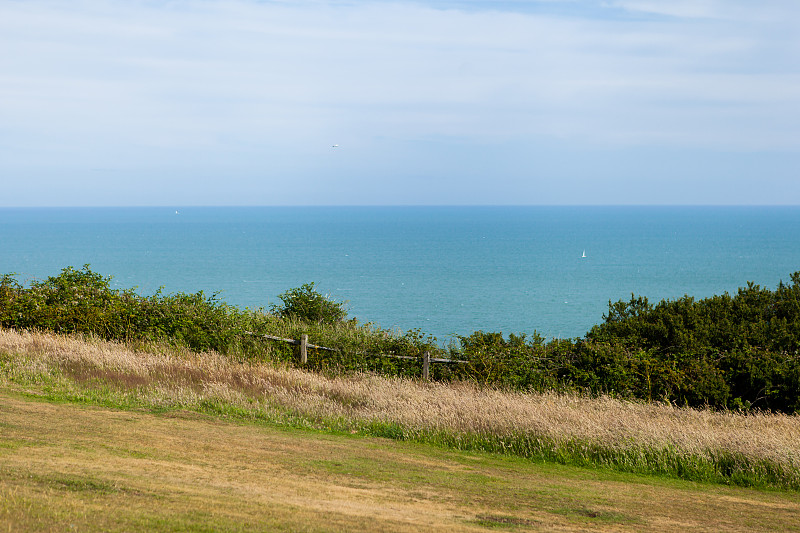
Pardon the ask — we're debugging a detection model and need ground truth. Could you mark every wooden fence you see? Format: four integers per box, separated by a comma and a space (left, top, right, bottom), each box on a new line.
244, 331, 466, 380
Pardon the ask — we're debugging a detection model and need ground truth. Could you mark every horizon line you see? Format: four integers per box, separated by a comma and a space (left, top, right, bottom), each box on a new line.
2, 203, 800, 209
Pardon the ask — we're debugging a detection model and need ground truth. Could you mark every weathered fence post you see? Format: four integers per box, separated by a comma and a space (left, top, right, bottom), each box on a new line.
422, 351, 430, 380
300, 334, 309, 364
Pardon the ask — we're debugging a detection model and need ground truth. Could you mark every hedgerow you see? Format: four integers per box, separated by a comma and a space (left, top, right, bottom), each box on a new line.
2, 266, 799, 412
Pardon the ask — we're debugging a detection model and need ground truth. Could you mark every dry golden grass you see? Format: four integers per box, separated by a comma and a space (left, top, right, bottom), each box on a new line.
2, 326, 799, 480
3, 389, 800, 532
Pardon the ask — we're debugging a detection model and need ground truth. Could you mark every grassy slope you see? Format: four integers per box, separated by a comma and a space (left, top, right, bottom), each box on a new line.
2, 389, 800, 533
2, 328, 800, 531
3, 328, 799, 490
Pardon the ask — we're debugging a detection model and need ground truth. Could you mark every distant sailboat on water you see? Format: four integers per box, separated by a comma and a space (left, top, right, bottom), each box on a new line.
581, 250, 586, 258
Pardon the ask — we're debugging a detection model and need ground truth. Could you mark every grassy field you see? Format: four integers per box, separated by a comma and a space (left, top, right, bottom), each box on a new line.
2, 328, 799, 488
3, 390, 800, 532
2, 328, 800, 531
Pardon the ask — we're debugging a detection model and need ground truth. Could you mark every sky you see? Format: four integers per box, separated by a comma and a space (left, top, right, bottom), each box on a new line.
1, 0, 799, 206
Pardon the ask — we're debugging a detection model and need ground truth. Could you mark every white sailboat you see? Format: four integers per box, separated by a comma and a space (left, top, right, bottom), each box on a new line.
581, 250, 586, 258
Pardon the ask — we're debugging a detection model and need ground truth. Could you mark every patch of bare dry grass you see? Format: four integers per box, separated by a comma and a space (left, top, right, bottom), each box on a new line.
2, 327, 799, 488
4, 391, 799, 532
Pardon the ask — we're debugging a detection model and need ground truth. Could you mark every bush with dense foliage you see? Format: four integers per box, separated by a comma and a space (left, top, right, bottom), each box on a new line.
587, 272, 800, 354
0, 266, 239, 352
580, 272, 800, 412
2, 265, 799, 412
270, 282, 349, 324
0, 266, 434, 375
437, 272, 800, 412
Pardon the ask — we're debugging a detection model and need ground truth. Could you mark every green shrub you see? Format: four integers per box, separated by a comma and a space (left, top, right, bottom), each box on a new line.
453, 331, 553, 390
584, 271, 800, 411
588, 272, 800, 354
4, 265, 800, 413
270, 283, 348, 325
0, 267, 436, 376
0, 266, 242, 354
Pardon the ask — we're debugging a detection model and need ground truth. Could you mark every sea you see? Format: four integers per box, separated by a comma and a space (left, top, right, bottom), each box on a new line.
1, 206, 798, 342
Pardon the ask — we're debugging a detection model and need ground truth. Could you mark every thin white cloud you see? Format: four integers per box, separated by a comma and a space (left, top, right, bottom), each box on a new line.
610, 0, 726, 19
609, 0, 796, 22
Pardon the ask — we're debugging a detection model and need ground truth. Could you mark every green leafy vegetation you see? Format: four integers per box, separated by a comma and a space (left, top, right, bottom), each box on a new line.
2, 265, 800, 413
0, 266, 419, 370
584, 274, 800, 412
270, 282, 349, 324
448, 274, 800, 413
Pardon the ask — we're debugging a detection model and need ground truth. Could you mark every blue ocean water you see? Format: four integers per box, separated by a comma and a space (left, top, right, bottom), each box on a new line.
1, 206, 798, 341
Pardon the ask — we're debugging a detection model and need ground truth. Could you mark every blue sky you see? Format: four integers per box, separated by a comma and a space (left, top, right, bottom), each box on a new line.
2, 0, 799, 206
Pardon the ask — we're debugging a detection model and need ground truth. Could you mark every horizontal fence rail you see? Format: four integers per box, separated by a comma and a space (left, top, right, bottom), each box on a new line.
244, 331, 467, 380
